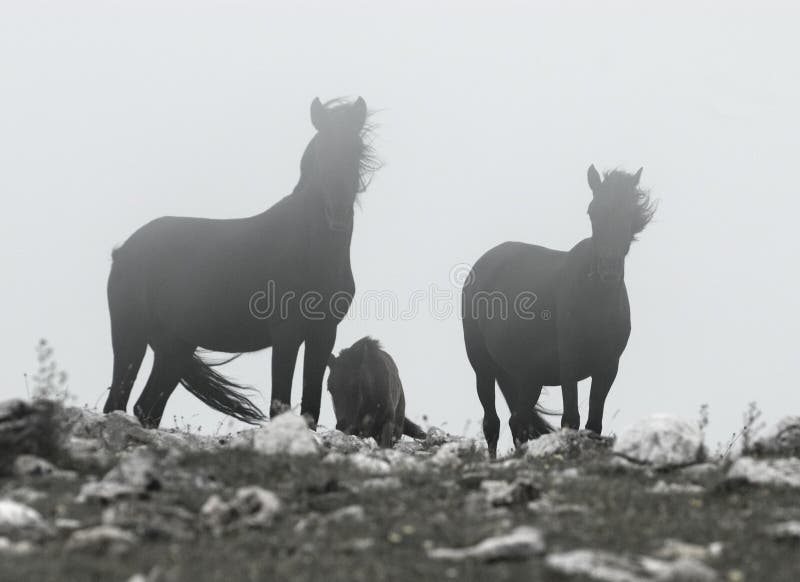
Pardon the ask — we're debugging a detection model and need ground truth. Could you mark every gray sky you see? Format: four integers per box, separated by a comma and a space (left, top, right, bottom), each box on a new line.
2, 1, 798, 451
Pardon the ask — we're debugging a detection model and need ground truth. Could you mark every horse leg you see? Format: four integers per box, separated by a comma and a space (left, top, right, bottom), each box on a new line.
133, 340, 194, 428
586, 360, 619, 435
560, 360, 581, 429
377, 419, 395, 448
300, 324, 337, 428
509, 381, 544, 447
269, 327, 303, 418
104, 325, 147, 414
104, 265, 147, 414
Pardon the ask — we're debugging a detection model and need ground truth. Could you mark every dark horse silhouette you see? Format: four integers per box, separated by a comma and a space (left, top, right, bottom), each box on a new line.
327, 337, 426, 447
462, 166, 656, 457
103, 97, 378, 428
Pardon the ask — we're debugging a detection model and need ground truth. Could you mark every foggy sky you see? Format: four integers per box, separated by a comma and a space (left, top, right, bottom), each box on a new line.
2, 1, 798, 451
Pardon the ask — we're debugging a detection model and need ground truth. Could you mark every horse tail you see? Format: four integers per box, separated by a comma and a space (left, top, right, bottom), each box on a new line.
180, 354, 266, 425
532, 403, 556, 436
402, 417, 427, 440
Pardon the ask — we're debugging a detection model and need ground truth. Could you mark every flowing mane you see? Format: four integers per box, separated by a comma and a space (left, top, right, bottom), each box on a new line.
601, 169, 657, 236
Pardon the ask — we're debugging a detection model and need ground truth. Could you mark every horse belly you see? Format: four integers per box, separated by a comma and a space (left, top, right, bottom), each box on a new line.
482, 316, 561, 384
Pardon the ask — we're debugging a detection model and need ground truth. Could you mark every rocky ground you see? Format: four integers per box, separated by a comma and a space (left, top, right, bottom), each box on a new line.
1, 399, 799, 582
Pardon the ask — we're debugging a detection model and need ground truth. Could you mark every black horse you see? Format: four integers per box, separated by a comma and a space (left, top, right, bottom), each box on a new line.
327, 337, 426, 447
103, 97, 378, 428
462, 166, 656, 457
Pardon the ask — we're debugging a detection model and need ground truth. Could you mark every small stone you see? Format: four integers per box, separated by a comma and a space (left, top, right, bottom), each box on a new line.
427, 526, 545, 561
751, 417, 800, 457
649, 480, 705, 495
251, 413, 321, 457
202, 486, 282, 535
613, 415, 705, 468
425, 427, 450, 447
524, 431, 576, 458
328, 505, 365, 523
0, 536, 35, 554
655, 538, 722, 562
359, 476, 402, 492
12, 455, 56, 476
65, 525, 137, 555
348, 453, 392, 475
765, 521, 800, 541
0, 499, 52, 540
480, 478, 538, 506
430, 439, 485, 467
726, 457, 800, 489
55, 518, 82, 531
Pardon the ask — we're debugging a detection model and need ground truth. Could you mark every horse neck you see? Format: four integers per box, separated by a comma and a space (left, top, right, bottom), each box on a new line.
291, 182, 355, 250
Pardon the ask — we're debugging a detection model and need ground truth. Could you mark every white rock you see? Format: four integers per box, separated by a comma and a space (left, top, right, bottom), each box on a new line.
21, 461, 79, 481
328, 505, 366, 523
319, 430, 376, 454
430, 439, 485, 467
524, 431, 576, 458
380, 448, 422, 472
655, 538, 723, 561
425, 427, 450, 446
679, 463, 720, 483
359, 477, 402, 492
0, 536, 35, 554
12, 455, 56, 476
481, 479, 538, 506
348, 453, 392, 475
78, 447, 161, 502
527, 496, 588, 515
427, 526, 545, 561
546, 549, 718, 582
0, 499, 51, 539
726, 457, 800, 489
65, 525, 137, 555
641, 556, 718, 581
251, 413, 321, 456
6, 487, 46, 505
765, 521, 800, 540
63, 436, 113, 466
613, 415, 705, 468
202, 486, 282, 535
751, 417, 800, 457
649, 480, 705, 495
546, 550, 648, 582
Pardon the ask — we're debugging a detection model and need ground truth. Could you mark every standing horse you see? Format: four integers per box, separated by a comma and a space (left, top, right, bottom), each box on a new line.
327, 336, 427, 447
462, 166, 656, 457
103, 97, 378, 428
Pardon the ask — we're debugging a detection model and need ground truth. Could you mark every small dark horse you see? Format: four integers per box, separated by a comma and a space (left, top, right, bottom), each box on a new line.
103, 97, 378, 428
327, 337, 426, 447
462, 166, 656, 457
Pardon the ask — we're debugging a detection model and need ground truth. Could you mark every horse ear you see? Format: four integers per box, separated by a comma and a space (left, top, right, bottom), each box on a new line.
632, 167, 643, 186
587, 164, 602, 194
310, 97, 327, 131
352, 97, 367, 130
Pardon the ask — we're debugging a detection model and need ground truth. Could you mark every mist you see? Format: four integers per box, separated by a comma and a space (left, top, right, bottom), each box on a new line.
2, 1, 798, 452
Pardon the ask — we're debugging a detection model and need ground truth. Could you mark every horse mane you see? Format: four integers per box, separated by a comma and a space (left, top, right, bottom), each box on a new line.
602, 169, 657, 236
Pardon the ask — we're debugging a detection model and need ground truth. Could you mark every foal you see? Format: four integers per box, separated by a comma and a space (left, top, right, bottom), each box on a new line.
327, 337, 426, 447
